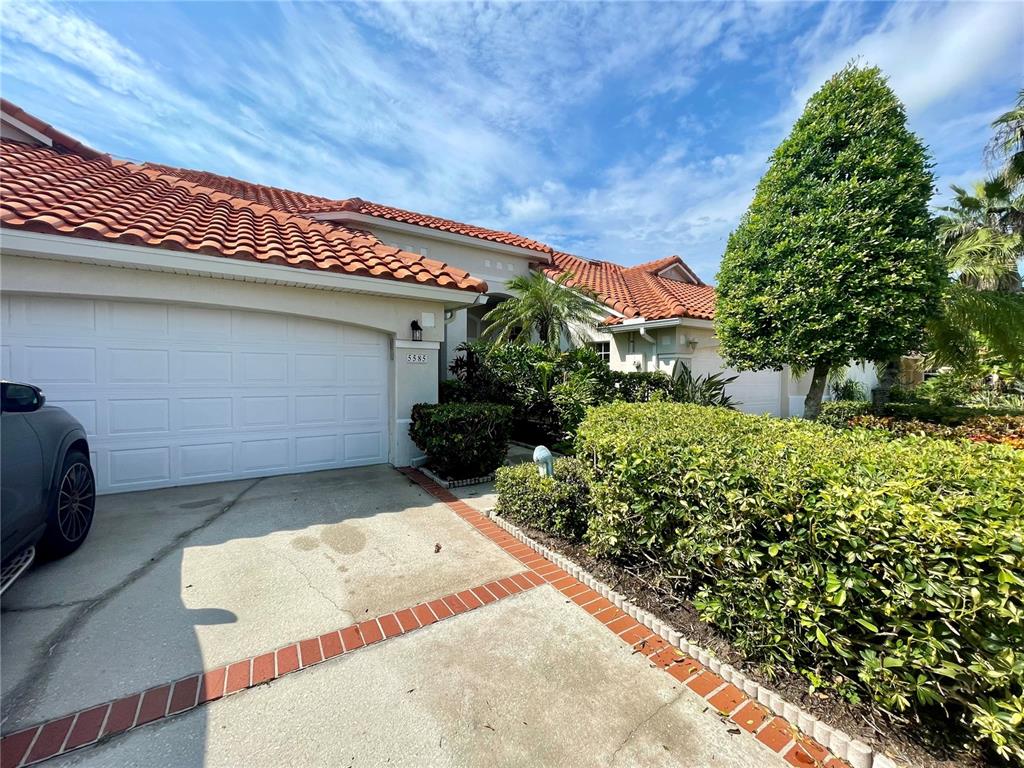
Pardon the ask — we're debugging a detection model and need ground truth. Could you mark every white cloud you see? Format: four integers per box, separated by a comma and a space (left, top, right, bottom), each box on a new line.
0, 0, 1018, 279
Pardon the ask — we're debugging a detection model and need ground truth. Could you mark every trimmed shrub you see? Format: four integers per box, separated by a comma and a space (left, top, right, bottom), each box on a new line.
817, 400, 872, 427
439, 379, 474, 404
409, 403, 513, 480
577, 402, 1024, 762
611, 371, 673, 402
494, 457, 592, 540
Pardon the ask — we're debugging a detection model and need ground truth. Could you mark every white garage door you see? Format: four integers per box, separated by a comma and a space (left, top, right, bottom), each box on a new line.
691, 349, 782, 416
1, 295, 390, 493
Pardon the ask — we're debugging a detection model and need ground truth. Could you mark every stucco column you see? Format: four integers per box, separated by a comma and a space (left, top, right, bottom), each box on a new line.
392, 340, 440, 466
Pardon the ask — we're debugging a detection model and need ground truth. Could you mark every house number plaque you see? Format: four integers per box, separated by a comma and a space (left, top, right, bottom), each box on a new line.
406, 353, 429, 364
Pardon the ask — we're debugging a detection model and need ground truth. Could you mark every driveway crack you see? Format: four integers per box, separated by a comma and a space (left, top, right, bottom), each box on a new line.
1, 478, 264, 731
608, 687, 688, 766
260, 547, 347, 616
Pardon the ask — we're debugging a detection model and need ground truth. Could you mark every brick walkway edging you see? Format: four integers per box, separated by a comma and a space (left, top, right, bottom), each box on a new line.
0, 570, 544, 768
398, 468, 865, 768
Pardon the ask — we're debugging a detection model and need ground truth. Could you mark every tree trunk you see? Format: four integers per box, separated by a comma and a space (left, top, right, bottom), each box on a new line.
803, 361, 830, 420
873, 358, 901, 407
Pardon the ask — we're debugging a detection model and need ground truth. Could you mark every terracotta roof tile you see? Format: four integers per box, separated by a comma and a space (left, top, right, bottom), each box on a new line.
146, 164, 553, 254
540, 251, 716, 323
1, 142, 486, 294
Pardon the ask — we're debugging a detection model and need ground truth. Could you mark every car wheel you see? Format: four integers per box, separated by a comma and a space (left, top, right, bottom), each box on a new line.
38, 450, 96, 560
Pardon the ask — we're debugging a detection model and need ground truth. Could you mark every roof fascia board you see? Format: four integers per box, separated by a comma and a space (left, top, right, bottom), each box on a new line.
1, 111, 53, 147
0, 229, 482, 307
311, 211, 551, 263
607, 316, 714, 332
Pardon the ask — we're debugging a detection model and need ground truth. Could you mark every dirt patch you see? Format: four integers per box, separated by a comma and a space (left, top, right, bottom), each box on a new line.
516, 524, 990, 768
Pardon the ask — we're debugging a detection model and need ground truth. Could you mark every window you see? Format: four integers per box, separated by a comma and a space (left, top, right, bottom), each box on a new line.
590, 341, 611, 364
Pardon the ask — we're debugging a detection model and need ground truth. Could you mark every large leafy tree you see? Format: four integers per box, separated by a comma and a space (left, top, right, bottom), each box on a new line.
482, 271, 599, 352
715, 64, 945, 419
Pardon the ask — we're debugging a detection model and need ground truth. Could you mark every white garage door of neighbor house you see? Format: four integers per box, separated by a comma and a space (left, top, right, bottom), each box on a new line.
691, 349, 782, 417
1, 295, 390, 493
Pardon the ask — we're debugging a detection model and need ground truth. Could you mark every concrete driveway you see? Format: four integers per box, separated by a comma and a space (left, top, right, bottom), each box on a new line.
1, 466, 794, 768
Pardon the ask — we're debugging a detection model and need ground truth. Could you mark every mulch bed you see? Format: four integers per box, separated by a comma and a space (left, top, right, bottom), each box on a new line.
517, 525, 990, 768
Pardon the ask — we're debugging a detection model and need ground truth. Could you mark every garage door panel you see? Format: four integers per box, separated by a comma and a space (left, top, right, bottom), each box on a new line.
177, 350, 233, 384
26, 346, 96, 383
24, 296, 95, 331
179, 442, 234, 480
296, 394, 338, 425
108, 398, 170, 435
343, 393, 383, 423
108, 302, 168, 336
109, 446, 171, 487
179, 397, 233, 431
3, 296, 390, 492
344, 432, 384, 462
295, 434, 339, 467
108, 348, 170, 384
239, 352, 288, 384
176, 306, 231, 338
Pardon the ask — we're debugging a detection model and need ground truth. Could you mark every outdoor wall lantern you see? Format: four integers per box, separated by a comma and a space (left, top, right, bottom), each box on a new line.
410, 320, 423, 342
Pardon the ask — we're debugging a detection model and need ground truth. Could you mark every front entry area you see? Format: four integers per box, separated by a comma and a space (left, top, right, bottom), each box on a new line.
0, 295, 390, 493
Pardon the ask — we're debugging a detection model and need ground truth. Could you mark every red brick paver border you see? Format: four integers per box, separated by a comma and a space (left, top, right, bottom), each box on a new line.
398, 467, 850, 768
0, 570, 539, 767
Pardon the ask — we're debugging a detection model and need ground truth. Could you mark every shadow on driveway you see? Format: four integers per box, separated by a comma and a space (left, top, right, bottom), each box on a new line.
0, 464, 524, 766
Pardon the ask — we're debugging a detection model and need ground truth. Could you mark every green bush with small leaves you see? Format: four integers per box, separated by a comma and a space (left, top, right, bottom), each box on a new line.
817, 400, 873, 427
577, 402, 1024, 763
494, 458, 592, 541
409, 403, 513, 480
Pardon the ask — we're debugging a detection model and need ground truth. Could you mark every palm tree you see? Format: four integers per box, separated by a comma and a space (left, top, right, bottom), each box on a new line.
929, 180, 1024, 367
482, 271, 599, 352
988, 89, 1024, 189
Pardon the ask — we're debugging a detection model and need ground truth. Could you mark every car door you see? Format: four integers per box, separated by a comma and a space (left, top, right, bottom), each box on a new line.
1, 391, 45, 559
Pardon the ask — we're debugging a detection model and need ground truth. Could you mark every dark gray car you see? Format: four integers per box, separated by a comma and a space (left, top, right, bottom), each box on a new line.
1, 381, 95, 591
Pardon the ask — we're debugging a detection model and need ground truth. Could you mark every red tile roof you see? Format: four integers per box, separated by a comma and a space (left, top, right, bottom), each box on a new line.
146, 164, 553, 255
540, 252, 716, 322
1, 99, 102, 160
1, 141, 486, 293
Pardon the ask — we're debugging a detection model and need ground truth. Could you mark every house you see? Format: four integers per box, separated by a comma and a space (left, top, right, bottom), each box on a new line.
539, 252, 878, 417
0, 101, 873, 496
0, 101, 489, 492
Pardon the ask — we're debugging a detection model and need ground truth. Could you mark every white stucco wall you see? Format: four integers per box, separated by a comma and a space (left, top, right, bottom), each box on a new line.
360, 223, 542, 374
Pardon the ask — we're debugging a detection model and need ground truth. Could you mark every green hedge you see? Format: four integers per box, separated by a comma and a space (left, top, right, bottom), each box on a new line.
494, 458, 592, 540
576, 402, 1024, 763
409, 403, 513, 480
817, 400, 872, 427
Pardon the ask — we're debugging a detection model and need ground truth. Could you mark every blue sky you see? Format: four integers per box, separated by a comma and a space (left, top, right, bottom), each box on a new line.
1, 1, 1021, 281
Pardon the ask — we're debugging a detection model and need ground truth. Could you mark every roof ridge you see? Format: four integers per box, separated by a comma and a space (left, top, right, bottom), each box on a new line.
1, 98, 103, 160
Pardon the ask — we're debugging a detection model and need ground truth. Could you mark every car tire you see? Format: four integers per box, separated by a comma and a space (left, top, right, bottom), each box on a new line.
38, 450, 96, 560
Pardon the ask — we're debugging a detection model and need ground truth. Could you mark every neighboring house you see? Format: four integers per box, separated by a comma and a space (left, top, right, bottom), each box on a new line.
0, 101, 488, 492
540, 252, 878, 417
